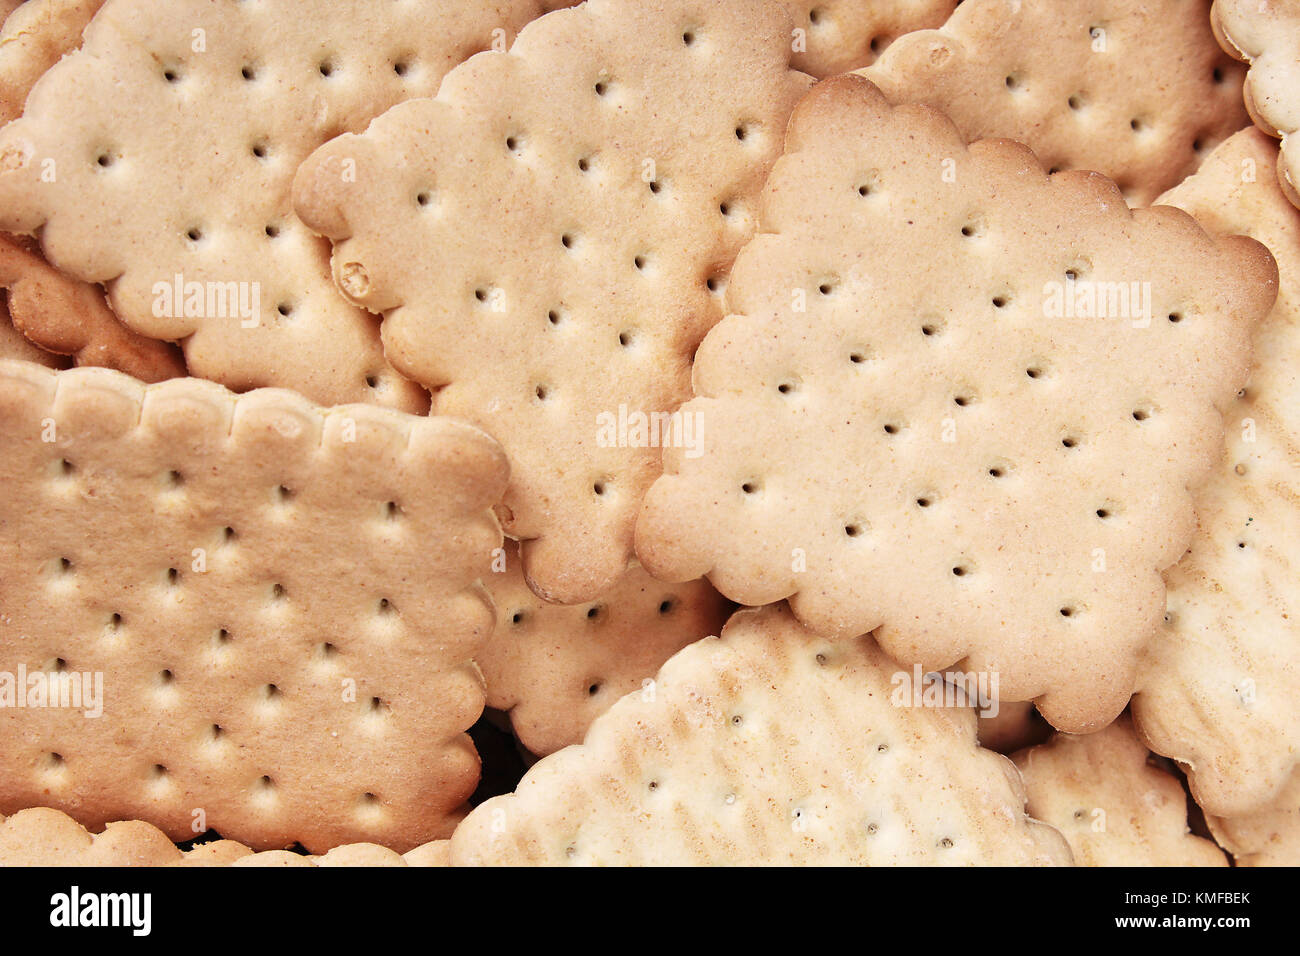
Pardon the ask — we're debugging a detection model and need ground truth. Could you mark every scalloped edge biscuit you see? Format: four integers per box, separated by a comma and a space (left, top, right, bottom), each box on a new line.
0, 359, 509, 852
1212, 0, 1300, 209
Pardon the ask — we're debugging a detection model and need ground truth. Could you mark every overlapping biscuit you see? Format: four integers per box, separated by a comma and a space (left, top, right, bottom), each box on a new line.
1014, 717, 1227, 866
779, 0, 957, 78
0, 806, 451, 865
0, 807, 249, 866
0, 0, 104, 125
1204, 770, 1300, 866
1212, 0, 1300, 208
452, 603, 1072, 866
0, 0, 566, 409
477, 540, 730, 756
231, 840, 450, 867
1132, 129, 1300, 818
0, 235, 185, 381
0, 360, 507, 852
0, 298, 62, 366
636, 75, 1277, 733
294, 0, 812, 603
860, 0, 1249, 205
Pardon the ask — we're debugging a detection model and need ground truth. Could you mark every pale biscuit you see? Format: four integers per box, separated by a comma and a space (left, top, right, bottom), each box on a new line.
0, 360, 507, 852
0, 234, 185, 381
0, 0, 565, 409
1205, 769, 1300, 866
451, 603, 1072, 865
0, 297, 63, 366
0, 807, 250, 865
1014, 716, 1227, 866
293, 0, 812, 603
232, 841, 449, 867
477, 539, 731, 756
779, 0, 957, 78
0, 806, 451, 865
0, 0, 105, 125
1132, 129, 1300, 818
1212, 0, 1300, 208
860, 0, 1250, 205
636, 75, 1277, 734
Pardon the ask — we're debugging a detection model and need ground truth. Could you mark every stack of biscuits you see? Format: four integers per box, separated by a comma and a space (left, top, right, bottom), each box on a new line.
0, 0, 1295, 867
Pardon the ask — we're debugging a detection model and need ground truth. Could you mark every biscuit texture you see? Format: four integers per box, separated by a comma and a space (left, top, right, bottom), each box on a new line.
1133, 129, 1300, 818
1213, 0, 1300, 208
478, 540, 730, 756
452, 603, 1073, 865
0, 361, 507, 852
779, 0, 957, 77
1205, 769, 1300, 866
636, 75, 1276, 734
0, 235, 185, 381
0, 0, 564, 409
0, 0, 104, 124
294, 0, 812, 603
1014, 717, 1227, 866
860, 0, 1249, 205
0, 303, 63, 366
0, 806, 450, 865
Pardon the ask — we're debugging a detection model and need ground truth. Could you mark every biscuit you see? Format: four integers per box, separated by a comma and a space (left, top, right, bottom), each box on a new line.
0, 0, 105, 125
0, 807, 250, 866
0, 360, 507, 852
232, 841, 449, 867
0, 0, 565, 410
636, 75, 1277, 734
1014, 716, 1227, 866
451, 603, 1072, 865
1212, 0, 1300, 208
779, 0, 957, 78
293, 0, 812, 603
477, 539, 731, 756
0, 298, 63, 367
1131, 128, 1300, 818
1204, 770, 1300, 866
0, 805, 451, 865
0, 234, 185, 381
860, 0, 1250, 205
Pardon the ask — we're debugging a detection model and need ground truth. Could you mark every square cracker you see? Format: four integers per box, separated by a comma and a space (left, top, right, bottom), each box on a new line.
477, 539, 731, 756
1132, 128, 1300, 818
1014, 716, 1227, 866
636, 75, 1277, 733
859, 0, 1250, 205
0, 0, 565, 410
452, 603, 1072, 865
293, 0, 812, 603
0, 360, 507, 852
1212, 0, 1300, 208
